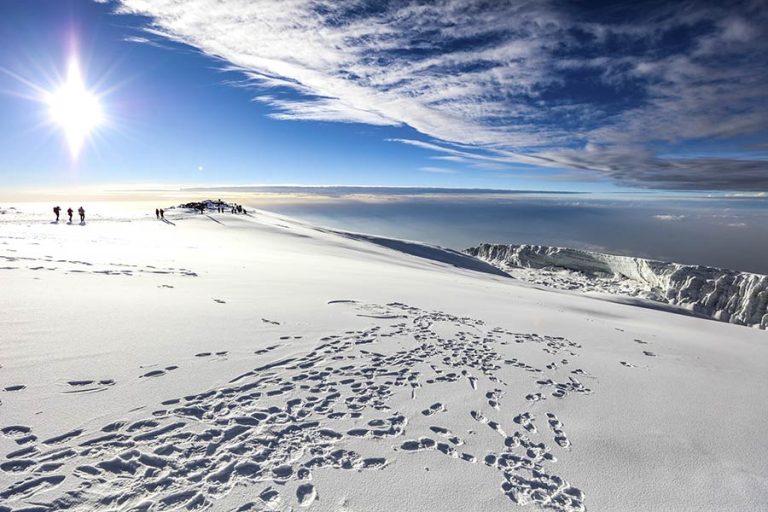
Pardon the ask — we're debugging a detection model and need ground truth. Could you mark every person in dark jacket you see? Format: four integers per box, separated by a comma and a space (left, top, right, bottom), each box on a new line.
67, 207, 73, 223
78, 206, 85, 223
53, 206, 61, 222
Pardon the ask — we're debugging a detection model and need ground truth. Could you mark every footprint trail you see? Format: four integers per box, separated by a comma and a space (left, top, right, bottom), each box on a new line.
0, 301, 592, 511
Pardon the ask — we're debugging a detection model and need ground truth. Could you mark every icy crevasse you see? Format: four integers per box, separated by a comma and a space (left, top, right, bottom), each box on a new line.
465, 244, 768, 329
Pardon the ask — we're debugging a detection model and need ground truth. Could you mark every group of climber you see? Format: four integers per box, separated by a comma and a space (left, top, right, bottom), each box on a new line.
201, 202, 247, 214
52, 206, 85, 223
52, 202, 250, 224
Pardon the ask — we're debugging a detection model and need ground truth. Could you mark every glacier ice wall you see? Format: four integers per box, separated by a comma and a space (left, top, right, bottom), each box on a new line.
465, 244, 768, 330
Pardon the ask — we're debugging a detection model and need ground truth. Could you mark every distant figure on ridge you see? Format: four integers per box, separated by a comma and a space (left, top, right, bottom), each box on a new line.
53, 206, 61, 222
78, 206, 85, 223
160, 208, 165, 219
67, 207, 73, 223
155, 208, 160, 219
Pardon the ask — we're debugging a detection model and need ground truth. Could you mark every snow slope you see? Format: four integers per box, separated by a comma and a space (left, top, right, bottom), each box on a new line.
1, 205, 767, 511
466, 243, 768, 329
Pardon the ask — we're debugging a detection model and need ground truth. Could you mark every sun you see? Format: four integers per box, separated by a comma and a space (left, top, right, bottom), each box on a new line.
46, 57, 103, 158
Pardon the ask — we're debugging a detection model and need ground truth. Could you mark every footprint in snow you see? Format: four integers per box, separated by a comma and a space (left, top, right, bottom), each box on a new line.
194, 351, 227, 359
421, 402, 446, 416
63, 379, 116, 394
0, 425, 37, 446
296, 483, 316, 506
140, 366, 177, 379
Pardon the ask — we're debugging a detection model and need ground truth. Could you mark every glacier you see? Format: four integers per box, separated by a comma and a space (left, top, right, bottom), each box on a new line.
465, 244, 768, 329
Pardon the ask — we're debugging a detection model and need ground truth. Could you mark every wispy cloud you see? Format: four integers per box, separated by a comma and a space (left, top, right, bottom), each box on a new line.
653, 215, 686, 222
419, 166, 457, 174
111, 0, 768, 190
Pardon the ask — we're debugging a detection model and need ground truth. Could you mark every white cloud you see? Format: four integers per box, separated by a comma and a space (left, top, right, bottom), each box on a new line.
653, 215, 686, 222
112, 0, 768, 190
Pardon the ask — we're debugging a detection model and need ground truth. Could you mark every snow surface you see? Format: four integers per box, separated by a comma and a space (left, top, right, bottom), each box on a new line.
1, 205, 767, 511
466, 243, 768, 330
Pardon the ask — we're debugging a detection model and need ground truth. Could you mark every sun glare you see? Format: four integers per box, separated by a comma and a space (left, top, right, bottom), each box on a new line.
46, 57, 103, 158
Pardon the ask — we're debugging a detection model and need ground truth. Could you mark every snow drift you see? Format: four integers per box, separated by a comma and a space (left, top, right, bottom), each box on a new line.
465, 244, 768, 329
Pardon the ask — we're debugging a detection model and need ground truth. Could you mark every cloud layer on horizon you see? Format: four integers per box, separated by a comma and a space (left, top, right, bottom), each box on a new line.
110, 0, 768, 190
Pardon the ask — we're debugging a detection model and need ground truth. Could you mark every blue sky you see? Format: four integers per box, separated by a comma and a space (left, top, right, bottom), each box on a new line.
1, 0, 767, 192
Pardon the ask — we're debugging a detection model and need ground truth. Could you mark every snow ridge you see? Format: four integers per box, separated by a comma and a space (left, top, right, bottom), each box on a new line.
465, 244, 768, 329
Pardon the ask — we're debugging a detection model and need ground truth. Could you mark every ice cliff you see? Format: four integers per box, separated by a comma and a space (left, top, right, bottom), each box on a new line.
465, 244, 768, 329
